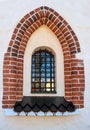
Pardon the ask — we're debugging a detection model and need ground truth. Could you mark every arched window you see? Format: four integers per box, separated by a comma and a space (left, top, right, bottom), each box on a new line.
31, 49, 56, 93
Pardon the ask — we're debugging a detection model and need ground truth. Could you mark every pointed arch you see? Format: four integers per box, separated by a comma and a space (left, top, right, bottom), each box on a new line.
2, 6, 85, 109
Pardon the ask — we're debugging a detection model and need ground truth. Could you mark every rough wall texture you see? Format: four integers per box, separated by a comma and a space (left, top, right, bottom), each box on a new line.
0, 0, 90, 130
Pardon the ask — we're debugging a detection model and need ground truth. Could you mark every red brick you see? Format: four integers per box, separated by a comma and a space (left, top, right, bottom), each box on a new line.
24, 13, 30, 19
20, 18, 25, 23
16, 23, 21, 29
65, 97, 72, 101
3, 82, 16, 87
10, 88, 16, 91
46, 20, 52, 27
33, 23, 38, 29
16, 97, 23, 100
79, 71, 84, 74
3, 96, 8, 100
8, 105, 14, 108
35, 8, 41, 13
3, 78, 9, 82
12, 34, 16, 40
72, 79, 78, 84
67, 25, 72, 31
17, 91, 23, 95
3, 70, 9, 73
54, 18, 60, 25
72, 88, 80, 91
72, 97, 78, 100
54, 11, 59, 17
65, 93, 72, 96
73, 100, 83, 105
64, 71, 71, 75
2, 105, 8, 108
62, 28, 68, 34
45, 10, 50, 18
80, 105, 84, 108
73, 36, 78, 41
38, 10, 44, 18
3, 88, 9, 91
64, 67, 71, 71
9, 96, 16, 100
65, 80, 71, 84
55, 29, 61, 36
64, 64, 71, 68
49, 23, 55, 30
79, 79, 85, 83
17, 88, 23, 91
65, 88, 71, 91
3, 91, 16, 96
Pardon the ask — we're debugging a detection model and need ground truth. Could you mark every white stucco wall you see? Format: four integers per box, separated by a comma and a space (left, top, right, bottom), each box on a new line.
0, 0, 90, 130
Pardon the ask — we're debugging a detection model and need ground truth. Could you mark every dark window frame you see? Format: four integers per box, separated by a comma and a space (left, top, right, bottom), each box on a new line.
31, 49, 56, 93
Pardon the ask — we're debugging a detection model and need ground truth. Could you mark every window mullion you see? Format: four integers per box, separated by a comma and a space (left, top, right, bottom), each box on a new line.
50, 54, 52, 92
40, 52, 41, 92
45, 51, 46, 92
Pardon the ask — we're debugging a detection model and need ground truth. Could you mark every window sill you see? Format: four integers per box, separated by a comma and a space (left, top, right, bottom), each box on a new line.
31, 91, 57, 94
13, 96, 75, 115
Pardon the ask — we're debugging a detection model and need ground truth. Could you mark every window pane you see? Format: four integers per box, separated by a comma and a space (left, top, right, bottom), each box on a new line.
41, 73, 45, 77
46, 73, 50, 77
31, 49, 55, 93
32, 78, 35, 82
41, 78, 45, 82
46, 57, 50, 62
46, 78, 50, 82
46, 69, 50, 72
41, 83, 45, 88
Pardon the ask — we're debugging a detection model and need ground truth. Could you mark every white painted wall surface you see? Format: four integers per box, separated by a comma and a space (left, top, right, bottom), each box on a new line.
0, 0, 90, 130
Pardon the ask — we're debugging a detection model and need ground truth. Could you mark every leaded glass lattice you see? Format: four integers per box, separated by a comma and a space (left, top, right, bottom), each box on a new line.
31, 49, 56, 93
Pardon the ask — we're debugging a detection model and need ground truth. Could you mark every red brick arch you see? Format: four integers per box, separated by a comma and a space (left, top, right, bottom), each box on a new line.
2, 6, 85, 109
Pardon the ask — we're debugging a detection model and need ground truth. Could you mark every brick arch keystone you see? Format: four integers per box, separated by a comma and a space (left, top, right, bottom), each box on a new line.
2, 6, 85, 109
